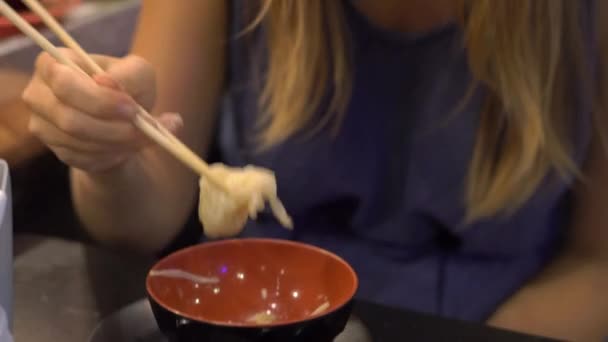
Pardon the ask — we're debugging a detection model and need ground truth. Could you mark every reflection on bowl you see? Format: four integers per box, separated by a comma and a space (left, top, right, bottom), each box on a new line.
146, 238, 358, 342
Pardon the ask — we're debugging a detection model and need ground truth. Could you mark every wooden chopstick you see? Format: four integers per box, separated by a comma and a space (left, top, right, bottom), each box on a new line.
0, 1, 82, 70
0, 0, 230, 192
17, 0, 229, 191
22, 0, 101, 74
22, 0, 187, 150
21, 0, 176, 142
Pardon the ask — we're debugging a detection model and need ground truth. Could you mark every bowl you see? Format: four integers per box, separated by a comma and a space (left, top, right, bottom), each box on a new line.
0, 0, 81, 39
146, 238, 358, 342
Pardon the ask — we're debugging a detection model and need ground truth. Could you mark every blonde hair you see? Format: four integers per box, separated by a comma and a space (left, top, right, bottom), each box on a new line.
248, 0, 598, 222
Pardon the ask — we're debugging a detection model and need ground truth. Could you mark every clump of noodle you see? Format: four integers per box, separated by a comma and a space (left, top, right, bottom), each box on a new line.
198, 163, 293, 238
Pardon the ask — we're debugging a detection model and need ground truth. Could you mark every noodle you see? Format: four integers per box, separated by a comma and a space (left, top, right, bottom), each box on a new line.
199, 164, 293, 238
246, 301, 331, 325
310, 301, 330, 316
247, 311, 277, 324
149, 269, 220, 284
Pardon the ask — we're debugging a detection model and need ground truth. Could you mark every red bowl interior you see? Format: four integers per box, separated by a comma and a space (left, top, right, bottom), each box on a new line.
0, 0, 81, 39
146, 238, 358, 327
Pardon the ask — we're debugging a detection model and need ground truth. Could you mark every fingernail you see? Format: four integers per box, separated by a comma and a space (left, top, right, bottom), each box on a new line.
117, 103, 136, 118
165, 114, 183, 132
165, 119, 180, 132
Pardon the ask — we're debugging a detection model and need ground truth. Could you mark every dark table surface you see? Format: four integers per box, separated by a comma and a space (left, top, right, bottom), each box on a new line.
13, 234, 558, 342
351, 301, 556, 342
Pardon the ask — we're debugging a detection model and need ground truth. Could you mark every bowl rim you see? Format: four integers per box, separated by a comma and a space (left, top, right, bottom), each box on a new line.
146, 237, 359, 328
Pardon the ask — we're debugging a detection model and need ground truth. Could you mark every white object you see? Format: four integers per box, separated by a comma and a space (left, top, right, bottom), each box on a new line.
0, 160, 12, 331
198, 164, 292, 239
0, 306, 12, 342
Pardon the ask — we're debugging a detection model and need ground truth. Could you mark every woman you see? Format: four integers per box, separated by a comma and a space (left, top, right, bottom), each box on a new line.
21, 1, 608, 340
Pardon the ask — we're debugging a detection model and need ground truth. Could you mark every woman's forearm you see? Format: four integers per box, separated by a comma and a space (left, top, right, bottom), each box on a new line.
71, 0, 227, 253
488, 253, 608, 341
71, 149, 198, 253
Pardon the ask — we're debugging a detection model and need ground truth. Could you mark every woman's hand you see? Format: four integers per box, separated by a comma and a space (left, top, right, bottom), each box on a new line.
22, 48, 182, 172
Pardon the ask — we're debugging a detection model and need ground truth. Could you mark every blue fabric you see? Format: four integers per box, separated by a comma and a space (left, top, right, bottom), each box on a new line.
215, 0, 595, 321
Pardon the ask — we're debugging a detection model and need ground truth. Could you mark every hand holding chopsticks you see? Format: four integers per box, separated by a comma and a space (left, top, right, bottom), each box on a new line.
1, 0, 294, 234
0, 0, 230, 193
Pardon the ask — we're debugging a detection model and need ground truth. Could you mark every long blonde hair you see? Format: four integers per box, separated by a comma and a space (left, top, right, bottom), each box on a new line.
247, 0, 599, 222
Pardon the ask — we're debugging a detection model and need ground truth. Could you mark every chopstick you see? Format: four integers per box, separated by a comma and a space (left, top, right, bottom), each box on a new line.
0, 0, 229, 192
21, 0, 178, 146
21, 0, 186, 149
23, 0, 100, 73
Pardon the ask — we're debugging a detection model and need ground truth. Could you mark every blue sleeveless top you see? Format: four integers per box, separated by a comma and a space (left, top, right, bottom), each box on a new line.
216, 1, 595, 321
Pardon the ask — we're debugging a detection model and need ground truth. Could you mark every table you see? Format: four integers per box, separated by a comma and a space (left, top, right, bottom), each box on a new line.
13, 234, 153, 341
13, 234, 558, 342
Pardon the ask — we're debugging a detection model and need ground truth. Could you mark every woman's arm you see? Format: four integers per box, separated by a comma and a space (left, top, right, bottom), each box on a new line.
488, 6, 608, 339
488, 134, 608, 341
71, 0, 227, 253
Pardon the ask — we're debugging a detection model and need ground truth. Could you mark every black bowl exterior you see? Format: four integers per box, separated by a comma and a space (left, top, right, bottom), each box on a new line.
148, 295, 354, 342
